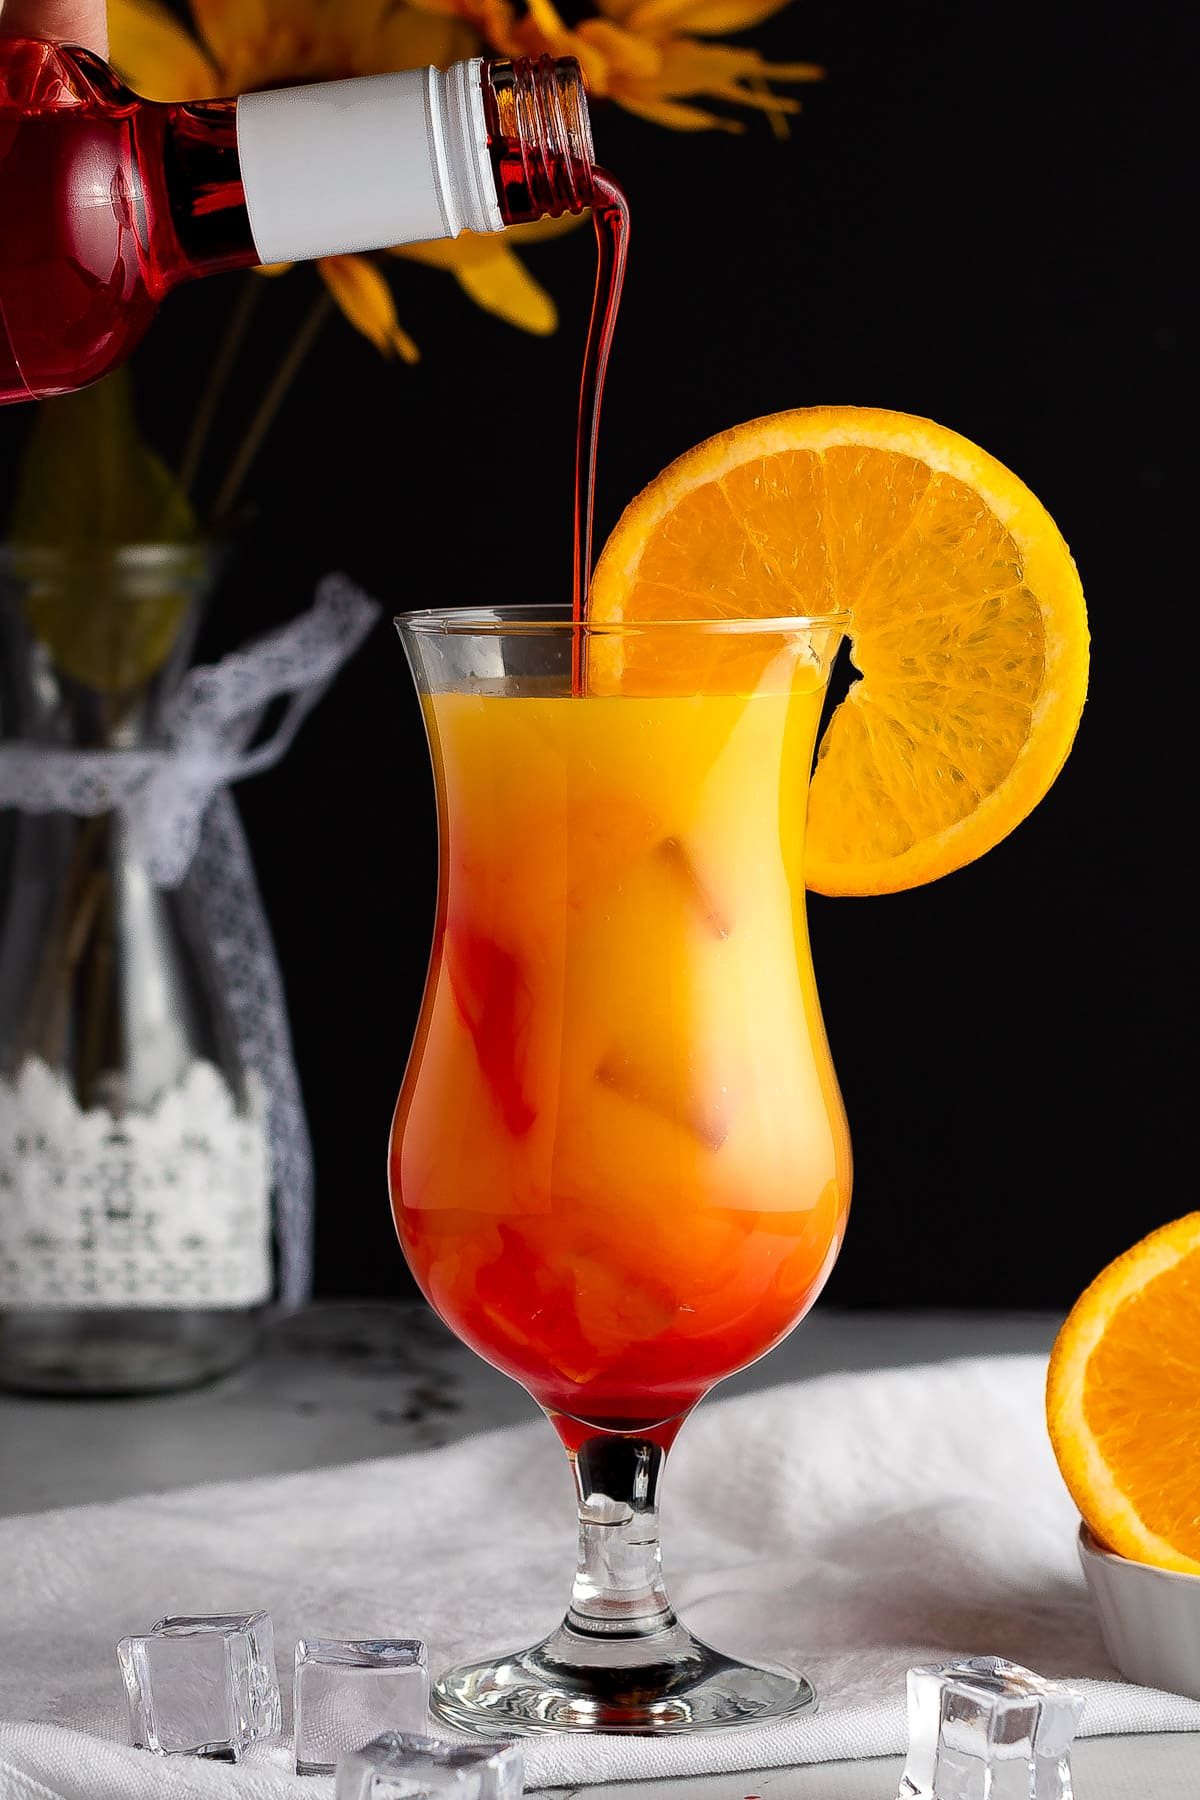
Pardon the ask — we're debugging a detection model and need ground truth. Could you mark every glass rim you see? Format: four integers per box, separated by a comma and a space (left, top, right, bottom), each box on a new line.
394, 602, 852, 636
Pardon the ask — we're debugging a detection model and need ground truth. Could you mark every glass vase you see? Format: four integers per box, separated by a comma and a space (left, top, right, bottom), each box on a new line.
0, 544, 273, 1394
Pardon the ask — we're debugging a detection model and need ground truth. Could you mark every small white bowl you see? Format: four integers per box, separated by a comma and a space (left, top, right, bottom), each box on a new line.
1078, 1521, 1200, 1699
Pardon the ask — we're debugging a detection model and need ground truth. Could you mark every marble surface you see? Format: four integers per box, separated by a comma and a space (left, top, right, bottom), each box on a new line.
1, 1303, 1198, 1798
0, 1302, 1059, 1515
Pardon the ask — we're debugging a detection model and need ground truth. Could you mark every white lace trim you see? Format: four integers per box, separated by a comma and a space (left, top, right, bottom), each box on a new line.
0, 573, 382, 889
0, 1058, 272, 1309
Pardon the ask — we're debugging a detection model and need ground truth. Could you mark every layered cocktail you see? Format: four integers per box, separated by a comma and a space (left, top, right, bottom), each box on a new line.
390, 648, 850, 1434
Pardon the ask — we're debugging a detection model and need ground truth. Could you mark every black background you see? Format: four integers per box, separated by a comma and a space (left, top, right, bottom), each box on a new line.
1, 1, 1189, 1314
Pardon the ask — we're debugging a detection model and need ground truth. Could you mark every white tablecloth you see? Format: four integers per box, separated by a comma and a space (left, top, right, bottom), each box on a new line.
2, 1353, 1198, 1795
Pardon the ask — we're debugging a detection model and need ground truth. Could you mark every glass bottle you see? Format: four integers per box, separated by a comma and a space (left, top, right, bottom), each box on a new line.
0, 544, 275, 1394
0, 40, 598, 404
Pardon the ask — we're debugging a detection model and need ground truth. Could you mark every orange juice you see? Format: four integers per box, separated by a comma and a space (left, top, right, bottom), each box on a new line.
389, 668, 851, 1429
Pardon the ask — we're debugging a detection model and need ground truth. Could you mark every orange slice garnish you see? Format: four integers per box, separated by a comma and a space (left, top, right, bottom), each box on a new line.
588, 405, 1090, 895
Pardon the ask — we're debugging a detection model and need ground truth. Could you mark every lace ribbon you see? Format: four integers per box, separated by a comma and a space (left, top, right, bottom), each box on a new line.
0, 572, 383, 1307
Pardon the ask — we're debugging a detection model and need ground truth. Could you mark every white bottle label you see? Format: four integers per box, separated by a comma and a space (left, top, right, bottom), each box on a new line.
0, 1059, 272, 1309
236, 60, 503, 266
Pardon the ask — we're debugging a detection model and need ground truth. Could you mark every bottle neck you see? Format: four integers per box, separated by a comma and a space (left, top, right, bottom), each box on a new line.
151, 98, 259, 286
565, 1434, 676, 1637
482, 56, 597, 224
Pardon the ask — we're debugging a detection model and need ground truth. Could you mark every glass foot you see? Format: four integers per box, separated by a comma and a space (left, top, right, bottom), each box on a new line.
431, 1617, 816, 1735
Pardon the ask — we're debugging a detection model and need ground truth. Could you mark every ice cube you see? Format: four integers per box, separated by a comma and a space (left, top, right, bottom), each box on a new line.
294, 1639, 430, 1775
116, 1611, 281, 1760
595, 1050, 732, 1150
896, 1655, 1084, 1800
657, 836, 730, 938
336, 1731, 523, 1799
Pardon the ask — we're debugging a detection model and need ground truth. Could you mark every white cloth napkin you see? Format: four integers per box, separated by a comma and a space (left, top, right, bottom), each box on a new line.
2, 1352, 1198, 1797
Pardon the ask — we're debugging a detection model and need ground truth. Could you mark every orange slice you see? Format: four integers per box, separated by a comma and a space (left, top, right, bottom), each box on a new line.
588, 405, 1090, 896
1045, 1214, 1200, 1575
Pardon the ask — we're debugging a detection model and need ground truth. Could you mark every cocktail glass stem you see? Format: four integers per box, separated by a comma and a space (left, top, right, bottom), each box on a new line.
566, 1429, 676, 1634
432, 1412, 815, 1734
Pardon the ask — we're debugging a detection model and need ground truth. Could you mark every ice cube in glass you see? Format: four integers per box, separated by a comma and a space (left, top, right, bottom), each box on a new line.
294, 1639, 430, 1775
896, 1654, 1084, 1800
116, 1611, 281, 1759
335, 1730, 523, 1799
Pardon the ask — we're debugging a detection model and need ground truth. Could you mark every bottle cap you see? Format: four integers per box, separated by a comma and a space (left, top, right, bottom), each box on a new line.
236, 60, 503, 266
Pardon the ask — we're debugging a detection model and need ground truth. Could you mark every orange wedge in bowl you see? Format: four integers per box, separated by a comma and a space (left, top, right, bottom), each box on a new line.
587, 405, 1090, 896
1046, 1214, 1200, 1576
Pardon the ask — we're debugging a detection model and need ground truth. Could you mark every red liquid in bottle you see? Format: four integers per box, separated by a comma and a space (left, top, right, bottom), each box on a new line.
0, 38, 256, 403
2, 42, 615, 413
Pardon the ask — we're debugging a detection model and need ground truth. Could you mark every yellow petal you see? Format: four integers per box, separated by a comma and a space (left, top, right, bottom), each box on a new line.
576, 18, 662, 78
399, 236, 558, 335
453, 247, 559, 334
472, 0, 523, 53
396, 236, 491, 270
506, 210, 591, 245
513, 11, 611, 90
616, 91, 743, 128
642, 36, 814, 106
186, 0, 281, 73
369, 6, 477, 72
108, 0, 223, 99
518, 0, 579, 54
654, 36, 795, 80
391, 210, 586, 258
325, 0, 394, 39
318, 255, 420, 362
322, 0, 408, 67
622, 0, 801, 35
398, 0, 516, 53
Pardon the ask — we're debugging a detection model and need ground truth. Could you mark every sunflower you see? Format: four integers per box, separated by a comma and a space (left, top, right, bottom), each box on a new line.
109, 0, 820, 360
472, 0, 822, 132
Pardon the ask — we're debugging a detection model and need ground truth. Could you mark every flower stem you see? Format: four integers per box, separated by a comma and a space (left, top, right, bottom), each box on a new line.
15, 813, 107, 1069
177, 273, 264, 506
208, 284, 336, 534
